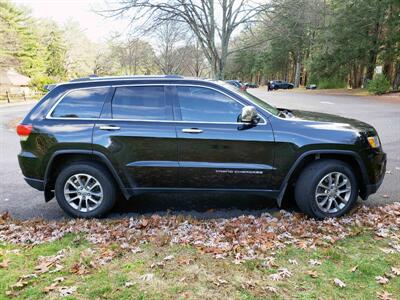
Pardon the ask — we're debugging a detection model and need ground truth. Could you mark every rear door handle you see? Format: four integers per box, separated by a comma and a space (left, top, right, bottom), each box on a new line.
182, 128, 203, 134
99, 125, 120, 131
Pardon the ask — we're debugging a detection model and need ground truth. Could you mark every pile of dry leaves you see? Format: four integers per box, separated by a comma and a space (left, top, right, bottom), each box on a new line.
1, 202, 399, 261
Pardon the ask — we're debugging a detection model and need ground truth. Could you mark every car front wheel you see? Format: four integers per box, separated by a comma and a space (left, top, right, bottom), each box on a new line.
294, 159, 358, 219
55, 162, 117, 218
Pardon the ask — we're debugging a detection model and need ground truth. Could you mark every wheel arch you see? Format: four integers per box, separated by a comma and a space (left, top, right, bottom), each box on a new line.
277, 150, 368, 206
44, 150, 129, 202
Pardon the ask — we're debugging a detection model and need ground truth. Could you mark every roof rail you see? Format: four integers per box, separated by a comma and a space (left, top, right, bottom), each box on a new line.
69, 74, 183, 82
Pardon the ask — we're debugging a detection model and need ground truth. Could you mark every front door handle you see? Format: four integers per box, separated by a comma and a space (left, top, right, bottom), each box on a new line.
182, 128, 203, 134
99, 125, 120, 131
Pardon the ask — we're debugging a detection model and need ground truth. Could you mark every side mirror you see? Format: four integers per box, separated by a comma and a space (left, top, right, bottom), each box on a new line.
240, 106, 259, 123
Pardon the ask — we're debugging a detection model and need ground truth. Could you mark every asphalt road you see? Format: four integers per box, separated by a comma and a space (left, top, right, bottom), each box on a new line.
0, 89, 399, 220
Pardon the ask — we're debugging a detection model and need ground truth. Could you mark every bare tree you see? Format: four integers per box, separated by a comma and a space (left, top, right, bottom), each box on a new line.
111, 37, 156, 75
101, 0, 267, 79
154, 21, 187, 74
180, 40, 208, 77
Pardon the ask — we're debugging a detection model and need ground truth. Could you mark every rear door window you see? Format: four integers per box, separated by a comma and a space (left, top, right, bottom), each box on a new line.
111, 86, 171, 120
51, 88, 109, 118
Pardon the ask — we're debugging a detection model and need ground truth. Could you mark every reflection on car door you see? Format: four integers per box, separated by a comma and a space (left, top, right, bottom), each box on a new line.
174, 85, 275, 190
93, 85, 178, 190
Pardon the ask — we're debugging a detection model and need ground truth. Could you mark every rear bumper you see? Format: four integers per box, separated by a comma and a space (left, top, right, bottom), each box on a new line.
24, 177, 44, 191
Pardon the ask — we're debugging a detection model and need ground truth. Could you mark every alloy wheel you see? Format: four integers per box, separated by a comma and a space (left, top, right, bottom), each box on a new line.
315, 172, 352, 213
63, 173, 103, 213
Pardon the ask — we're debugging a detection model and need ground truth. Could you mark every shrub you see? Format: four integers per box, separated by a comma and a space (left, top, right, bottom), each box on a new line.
367, 74, 391, 95
30, 75, 56, 92
317, 78, 346, 89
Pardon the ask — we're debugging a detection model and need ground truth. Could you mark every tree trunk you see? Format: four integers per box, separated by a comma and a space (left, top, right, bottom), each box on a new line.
294, 50, 301, 87
393, 63, 400, 91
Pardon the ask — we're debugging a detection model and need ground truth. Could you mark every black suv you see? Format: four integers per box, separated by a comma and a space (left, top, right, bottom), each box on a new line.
17, 76, 386, 219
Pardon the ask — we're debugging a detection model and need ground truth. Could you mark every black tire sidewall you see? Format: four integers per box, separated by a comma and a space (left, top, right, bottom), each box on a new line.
295, 160, 358, 219
55, 163, 116, 218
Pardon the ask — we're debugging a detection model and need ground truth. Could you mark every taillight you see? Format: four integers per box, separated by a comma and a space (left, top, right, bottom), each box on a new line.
16, 124, 33, 141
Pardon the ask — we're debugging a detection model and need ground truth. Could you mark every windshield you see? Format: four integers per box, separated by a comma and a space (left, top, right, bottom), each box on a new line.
218, 81, 279, 116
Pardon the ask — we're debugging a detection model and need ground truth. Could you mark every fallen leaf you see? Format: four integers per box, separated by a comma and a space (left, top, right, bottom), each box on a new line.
124, 281, 134, 287
381, 195, 390, 198
53, 277, 65, 283
375, 276, 389, 285
288, 259, 298, 265
268, 273, 282, 281
306, 270, 318, 278
70, 262, 89, 275
5, 290, 18, 297
349, 265, 358, 272
43, 283, 58, 293
213, 277, 228, 286
264, 286, 278, 293
333, 278, 346, 288
140, 273, 154, 281
59, 286, 77, 297
177, 257, 194, 265
377, 291, 395, 300
278, 268, 292, 278
139, 219, 149, 228
131, 247, 143, 254
49, 264, 64, 273
391, 267, 400, 276
11, 280, 29, 289
150, 261, 165, 268
0, 259, 9, 269
309, 259, 322, 266
20, 274, 37, 280
385, 170, 392, 174
0, 211, 10, 224
163, 255, 174, 261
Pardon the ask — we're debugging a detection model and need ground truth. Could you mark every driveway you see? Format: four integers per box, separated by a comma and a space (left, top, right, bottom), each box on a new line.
0, 90, 399, 220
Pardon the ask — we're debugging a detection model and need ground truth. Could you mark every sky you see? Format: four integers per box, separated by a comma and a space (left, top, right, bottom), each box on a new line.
13, 0, 131, 42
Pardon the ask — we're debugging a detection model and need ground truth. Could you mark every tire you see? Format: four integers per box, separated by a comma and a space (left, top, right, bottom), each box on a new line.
294, 159, 358, 219
55, 162, 117, 218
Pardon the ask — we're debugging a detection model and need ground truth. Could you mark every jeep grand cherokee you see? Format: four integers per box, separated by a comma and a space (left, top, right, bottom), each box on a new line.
17, 76, 386, 218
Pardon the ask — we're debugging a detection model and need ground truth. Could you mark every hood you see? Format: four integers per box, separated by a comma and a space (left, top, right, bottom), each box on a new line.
289, 109, 376, 134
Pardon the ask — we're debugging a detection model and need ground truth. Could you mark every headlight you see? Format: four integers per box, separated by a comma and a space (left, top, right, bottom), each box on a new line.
367, 136, 381, 148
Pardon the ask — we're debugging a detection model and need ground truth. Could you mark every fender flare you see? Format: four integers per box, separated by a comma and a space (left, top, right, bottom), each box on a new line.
276, 149, 368, 207
44, 149, 129, 201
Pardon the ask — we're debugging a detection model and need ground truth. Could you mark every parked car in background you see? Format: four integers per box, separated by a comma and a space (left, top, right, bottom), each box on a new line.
269, 80, 294, 90
244, 82, 259, 88
306, 84, 317, 90
17, 75, 386, 219
225, 80, 247, 91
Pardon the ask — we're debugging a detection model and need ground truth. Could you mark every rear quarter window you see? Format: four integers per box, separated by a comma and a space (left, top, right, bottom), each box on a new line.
51, 88, 109, 118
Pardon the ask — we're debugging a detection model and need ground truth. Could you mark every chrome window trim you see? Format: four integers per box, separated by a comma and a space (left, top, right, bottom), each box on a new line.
45, 83, 268, 125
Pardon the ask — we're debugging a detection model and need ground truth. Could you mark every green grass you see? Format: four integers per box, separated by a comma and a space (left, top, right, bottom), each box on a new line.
0, 232, 399, 299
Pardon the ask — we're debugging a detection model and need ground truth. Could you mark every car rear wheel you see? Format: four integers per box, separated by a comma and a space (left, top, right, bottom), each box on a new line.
294, 159, 358, 219
55, 162, 117, 218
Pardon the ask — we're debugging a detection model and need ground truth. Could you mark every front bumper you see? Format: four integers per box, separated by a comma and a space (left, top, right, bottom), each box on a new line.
360, 151, 386, 200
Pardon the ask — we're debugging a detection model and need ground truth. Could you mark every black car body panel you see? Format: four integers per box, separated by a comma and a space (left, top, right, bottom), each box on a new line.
18, 76, 386, 209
